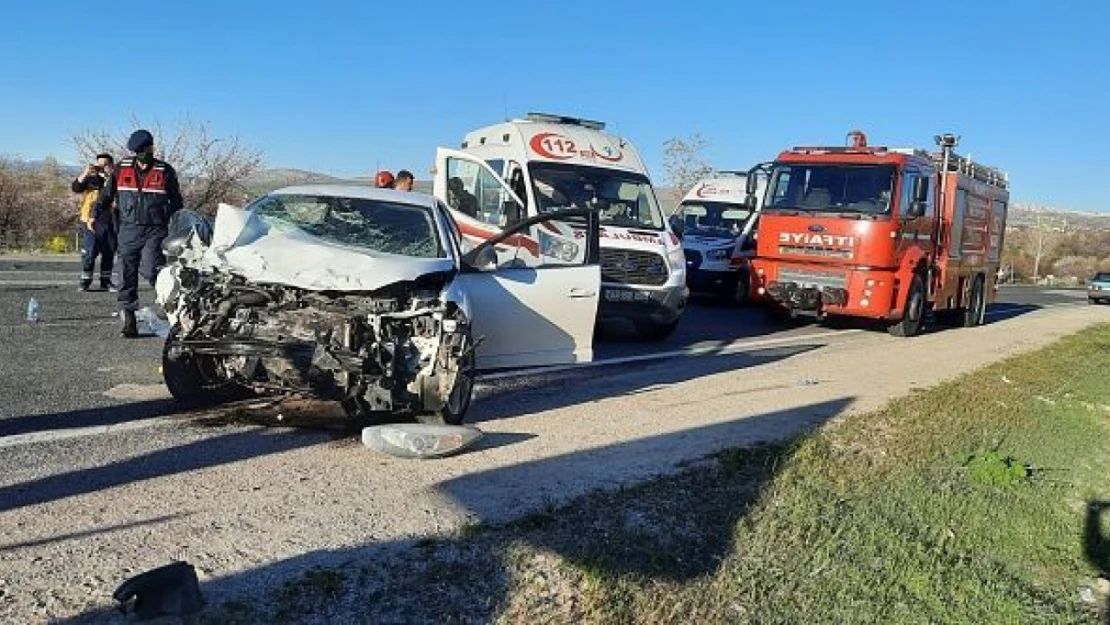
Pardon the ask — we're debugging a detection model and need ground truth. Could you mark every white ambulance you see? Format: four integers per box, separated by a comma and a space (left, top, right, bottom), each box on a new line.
433, 113, 687, 340
674, 171, 764, 303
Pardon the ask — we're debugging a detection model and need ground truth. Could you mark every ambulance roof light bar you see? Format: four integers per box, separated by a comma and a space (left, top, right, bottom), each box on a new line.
526, 112, 606, 131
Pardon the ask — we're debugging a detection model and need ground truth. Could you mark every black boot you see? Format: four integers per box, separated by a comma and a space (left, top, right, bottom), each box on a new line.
121, 309, 138, 338
78, 280, 91, 292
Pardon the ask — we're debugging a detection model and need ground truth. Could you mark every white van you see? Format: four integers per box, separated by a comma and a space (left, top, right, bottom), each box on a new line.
674, 171, 764, 302
433, 113, 687, 340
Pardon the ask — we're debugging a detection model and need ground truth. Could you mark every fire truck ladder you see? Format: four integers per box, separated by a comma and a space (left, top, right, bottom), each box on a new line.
932, 151, 1009, 190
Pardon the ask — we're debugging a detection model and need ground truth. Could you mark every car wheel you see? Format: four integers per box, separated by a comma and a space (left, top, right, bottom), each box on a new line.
633, 318, 680, 341
888, 274, 926, 337
421, 345, 476, 426
963, 275, 986, 328
162, 327, 247, 406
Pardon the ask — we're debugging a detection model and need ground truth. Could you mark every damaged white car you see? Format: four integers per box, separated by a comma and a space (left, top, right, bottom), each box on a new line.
155, 185, 600, 425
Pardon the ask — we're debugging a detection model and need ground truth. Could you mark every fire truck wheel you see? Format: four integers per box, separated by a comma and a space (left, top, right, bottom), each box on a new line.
887, 274, 926, 338
963, 275, 987, 328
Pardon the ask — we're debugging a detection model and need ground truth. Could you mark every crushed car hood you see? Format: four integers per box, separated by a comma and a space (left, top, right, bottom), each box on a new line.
201, 203, 456, 292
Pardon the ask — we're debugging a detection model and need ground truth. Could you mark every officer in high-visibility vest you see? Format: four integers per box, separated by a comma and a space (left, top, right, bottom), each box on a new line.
94, 129, 183, 338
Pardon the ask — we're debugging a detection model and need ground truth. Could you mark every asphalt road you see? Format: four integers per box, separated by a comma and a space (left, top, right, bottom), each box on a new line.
0, 254, 1091, 430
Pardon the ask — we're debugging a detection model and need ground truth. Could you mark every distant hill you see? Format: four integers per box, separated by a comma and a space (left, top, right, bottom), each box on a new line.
1009, 204, 1110, 233
243, 168, 349, 193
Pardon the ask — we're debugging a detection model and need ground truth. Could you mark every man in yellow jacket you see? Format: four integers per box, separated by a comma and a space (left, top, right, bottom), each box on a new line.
71, 153, 117, 291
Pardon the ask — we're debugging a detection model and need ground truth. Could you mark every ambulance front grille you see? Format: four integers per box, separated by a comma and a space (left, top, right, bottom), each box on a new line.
600, 249, 669, 286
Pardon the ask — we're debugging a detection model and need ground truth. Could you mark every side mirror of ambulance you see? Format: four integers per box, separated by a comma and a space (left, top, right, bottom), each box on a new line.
668, 214, 685, 239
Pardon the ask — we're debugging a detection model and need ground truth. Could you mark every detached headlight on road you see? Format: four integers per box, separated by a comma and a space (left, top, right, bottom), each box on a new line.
362, 424, 483, 459
706, 248, 732, 261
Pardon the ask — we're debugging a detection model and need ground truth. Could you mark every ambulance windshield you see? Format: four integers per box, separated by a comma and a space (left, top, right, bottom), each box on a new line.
765, 164, 896, 214
529, 163, 664, 230
680, 201, 753, 239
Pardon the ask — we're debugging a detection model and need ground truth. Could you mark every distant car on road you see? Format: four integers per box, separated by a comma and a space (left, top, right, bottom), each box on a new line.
1089, 272, 1110, 304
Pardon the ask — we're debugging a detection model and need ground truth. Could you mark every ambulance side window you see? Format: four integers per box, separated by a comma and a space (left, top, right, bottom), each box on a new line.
444, 157, 524, 229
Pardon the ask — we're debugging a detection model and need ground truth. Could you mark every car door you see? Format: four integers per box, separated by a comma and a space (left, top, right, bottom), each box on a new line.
445, 203, 601, 371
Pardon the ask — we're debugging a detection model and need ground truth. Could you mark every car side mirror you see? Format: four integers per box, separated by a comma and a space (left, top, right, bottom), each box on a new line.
462, 244, 499, 272
668, 214, 684, 239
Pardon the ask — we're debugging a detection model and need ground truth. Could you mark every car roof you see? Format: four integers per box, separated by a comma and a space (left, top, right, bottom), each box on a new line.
270, 184, 440, 209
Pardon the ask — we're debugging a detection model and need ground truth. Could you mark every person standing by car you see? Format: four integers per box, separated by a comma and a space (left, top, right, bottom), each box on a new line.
94, 129, 183, 338
394, 170, 415, 191
72, 153, 116, 291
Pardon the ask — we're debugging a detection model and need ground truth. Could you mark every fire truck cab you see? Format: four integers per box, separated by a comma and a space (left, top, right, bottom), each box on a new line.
749, 131, 1009, 337
433, 113, 687, 340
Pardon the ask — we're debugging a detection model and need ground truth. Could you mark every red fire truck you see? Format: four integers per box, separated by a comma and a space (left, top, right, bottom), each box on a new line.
748, 131, 1009, 337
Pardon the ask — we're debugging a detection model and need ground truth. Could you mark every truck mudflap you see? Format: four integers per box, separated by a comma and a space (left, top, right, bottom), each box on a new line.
766, 281, 848, 310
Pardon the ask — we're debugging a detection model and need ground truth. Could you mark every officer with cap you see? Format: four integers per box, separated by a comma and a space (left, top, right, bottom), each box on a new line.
94, 129, 183, 337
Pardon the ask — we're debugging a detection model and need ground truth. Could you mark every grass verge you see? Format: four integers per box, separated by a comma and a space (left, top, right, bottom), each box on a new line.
211, 324, 1110, 624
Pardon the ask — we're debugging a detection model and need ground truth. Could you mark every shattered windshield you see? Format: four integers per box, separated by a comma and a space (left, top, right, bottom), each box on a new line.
680, 201, 753, 238
765, 164, 895, 214
247, 193, 444, 258
529, 163, 664, 230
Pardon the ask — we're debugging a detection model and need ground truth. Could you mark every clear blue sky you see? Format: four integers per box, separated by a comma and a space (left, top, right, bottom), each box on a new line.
1, 0, 1107, 210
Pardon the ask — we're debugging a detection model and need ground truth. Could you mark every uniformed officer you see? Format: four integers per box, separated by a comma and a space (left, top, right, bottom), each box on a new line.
94, 129, 183, 337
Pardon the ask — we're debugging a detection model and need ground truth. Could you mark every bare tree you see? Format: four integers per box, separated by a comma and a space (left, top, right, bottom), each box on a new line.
71, 115, 263, 215
662, 133, 713, 198
1053, 255, 1097, 281
1030, 211, 1061, 280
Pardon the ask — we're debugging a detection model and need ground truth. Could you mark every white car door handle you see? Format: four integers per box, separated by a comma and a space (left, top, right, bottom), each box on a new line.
567, 288, 596, 298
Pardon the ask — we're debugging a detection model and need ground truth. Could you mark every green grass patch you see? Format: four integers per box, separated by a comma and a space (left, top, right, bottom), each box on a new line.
495, 324, 1110, 624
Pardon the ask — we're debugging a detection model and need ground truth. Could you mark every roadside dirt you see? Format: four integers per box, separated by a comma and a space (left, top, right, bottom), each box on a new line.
1, 305, 1108, 622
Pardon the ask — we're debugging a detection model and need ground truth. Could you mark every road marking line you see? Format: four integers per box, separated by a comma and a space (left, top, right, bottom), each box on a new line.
478, 329, 861, 382
0, 415, 192, 449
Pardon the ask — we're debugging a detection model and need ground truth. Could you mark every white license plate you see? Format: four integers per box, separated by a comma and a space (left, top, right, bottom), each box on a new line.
604, 289, 649, 302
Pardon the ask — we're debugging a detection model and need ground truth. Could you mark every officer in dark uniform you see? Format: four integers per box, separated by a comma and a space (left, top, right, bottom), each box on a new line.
94, 129, 183, 337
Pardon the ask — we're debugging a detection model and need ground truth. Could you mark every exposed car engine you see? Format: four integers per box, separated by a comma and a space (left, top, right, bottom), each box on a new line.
160, 266, 475, 424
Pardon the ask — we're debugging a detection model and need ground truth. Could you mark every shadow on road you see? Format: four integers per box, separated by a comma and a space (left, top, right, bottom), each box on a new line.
0, 399, 177, 438
983, 303, 1042, 323
0, 429, 328, 514
0, 513, 191, 553
57, 398, 851, 623
471, 343, 824, 424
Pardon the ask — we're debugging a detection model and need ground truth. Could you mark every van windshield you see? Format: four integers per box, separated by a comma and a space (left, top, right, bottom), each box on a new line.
529, 163, 664, 230
765, 164, 896, 215
680, 201, 753, 239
